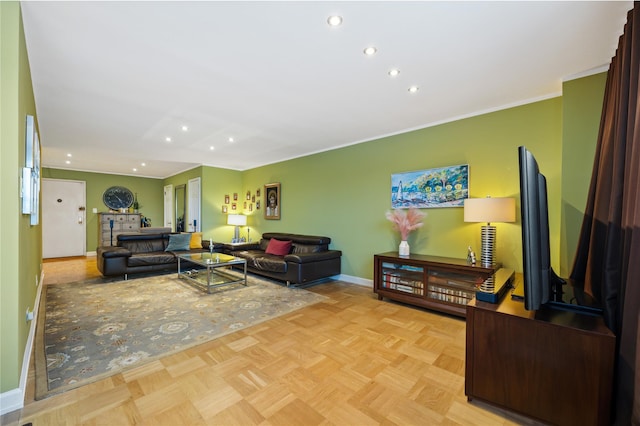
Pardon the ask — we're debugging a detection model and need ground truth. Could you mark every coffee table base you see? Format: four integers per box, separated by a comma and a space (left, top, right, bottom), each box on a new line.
177, 255, 247, 294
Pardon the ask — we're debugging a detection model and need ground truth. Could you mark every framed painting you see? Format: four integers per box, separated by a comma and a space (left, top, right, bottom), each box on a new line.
391, 164, 469, 209
264, 183, 280, 220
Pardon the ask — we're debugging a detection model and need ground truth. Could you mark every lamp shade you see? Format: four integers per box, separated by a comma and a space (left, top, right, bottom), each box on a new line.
227, 214, 247, 226
464, 197, 515, 224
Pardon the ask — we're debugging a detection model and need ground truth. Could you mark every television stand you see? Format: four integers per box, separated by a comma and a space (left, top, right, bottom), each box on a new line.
466, 274, 615, 425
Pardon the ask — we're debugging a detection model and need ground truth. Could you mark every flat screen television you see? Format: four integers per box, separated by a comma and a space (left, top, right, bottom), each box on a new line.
516, 146, 602, 315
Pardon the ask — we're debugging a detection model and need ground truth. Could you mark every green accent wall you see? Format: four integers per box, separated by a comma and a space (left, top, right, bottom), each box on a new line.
241, 98, 563, 279
560, 73, 607, 276
1, 1, 41, 394
0, 1, 608, 399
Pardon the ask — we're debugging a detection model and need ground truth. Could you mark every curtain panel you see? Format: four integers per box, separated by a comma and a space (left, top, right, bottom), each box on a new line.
570, 4, 640, 424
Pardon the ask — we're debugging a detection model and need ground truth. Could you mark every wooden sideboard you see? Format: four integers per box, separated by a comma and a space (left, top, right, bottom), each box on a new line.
373, 252, 496, 318
98, 212, 141, 247
465, 275, 615, 425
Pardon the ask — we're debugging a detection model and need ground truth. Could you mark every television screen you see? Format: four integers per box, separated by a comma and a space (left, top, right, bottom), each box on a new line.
516, 146, 601, 315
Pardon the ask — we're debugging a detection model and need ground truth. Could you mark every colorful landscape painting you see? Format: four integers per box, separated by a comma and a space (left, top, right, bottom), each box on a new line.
391, 164, 469, 208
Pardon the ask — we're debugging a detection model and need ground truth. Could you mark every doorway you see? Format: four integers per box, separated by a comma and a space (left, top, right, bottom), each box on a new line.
42, 178, 86, 258
187, 177, 201, 232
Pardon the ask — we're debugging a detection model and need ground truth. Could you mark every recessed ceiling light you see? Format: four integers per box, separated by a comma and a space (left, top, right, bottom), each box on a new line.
181, 125, 188, 132
141, 162, 146, 167
65, 160, 71, 164
408, 86, 419, 93
327, 15, 343, 26
363, 46, 377, 56
210, 146, 215, 151
388, 69, 400, 77
165, 137, 172, 142
228, 137, 234, 143
132, 168, 137, 172
66, 153, 72, 157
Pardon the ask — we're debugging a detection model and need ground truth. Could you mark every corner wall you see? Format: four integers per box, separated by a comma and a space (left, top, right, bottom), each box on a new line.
1, 1, 41, 404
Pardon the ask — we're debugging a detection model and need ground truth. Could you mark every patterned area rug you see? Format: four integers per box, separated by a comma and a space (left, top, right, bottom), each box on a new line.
35, 272, 327, 400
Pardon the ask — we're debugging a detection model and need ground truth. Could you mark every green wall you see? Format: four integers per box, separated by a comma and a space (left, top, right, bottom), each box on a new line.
560, 73, 607, 276
241, 98, 563, 279
1, 1, 41, 394
41, 168, 165, 251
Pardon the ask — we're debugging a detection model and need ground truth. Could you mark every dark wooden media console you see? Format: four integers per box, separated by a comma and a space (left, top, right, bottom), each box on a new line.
465, 275, 615, 425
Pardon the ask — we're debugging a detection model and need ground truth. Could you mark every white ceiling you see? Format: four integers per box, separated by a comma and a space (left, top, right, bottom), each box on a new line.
21, 1, 631, 179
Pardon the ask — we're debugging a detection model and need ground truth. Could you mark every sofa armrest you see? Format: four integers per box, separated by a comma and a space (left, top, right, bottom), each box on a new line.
98, 246, 132, 258
284, 250, 342, 264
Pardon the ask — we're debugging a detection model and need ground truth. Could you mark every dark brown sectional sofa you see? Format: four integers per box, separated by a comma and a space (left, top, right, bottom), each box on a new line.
97, 233, 216, 279
223, 232, 342, 285
96, 232, 341, 285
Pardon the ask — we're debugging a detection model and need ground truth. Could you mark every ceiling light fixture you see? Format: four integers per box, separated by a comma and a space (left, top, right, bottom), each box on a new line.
133, 168, 137, 172
388, 69, 400, 77
408, 86, 419, 93
165, 137, 172, 142
181, 125, 188, 132
141, 162, 146, 167
363, 46, 377, 56
210, 146, 215, 151
228, 137, 234, 143
65, 160, 70, 164
66, 153, 72, 157
327, 15, 343, 26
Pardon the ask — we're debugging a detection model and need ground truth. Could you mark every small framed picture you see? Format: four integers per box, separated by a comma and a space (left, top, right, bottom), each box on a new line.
256, 188, 261, 197
249, 204, 253, 212
244, 201, 247, 209
222, 205, 228, 213
256, 200, 261, 210
264, 182, 281, 220
233, 193, 238, 201
225, 194, 230, 204
232, 203, 237, 210
246, 191, 251, 200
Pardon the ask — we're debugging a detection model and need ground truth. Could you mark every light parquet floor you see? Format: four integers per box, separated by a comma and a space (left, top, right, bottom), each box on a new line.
3, 257, 532, 426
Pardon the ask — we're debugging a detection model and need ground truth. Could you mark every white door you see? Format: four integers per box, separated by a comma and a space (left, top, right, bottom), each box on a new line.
187, 177, 201, 232
164, 184, 174, 230
42, 179, 86, 258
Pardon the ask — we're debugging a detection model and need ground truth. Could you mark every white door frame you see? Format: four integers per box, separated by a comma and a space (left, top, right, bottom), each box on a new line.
187, 177, 201, 232
164, 184, 174, 231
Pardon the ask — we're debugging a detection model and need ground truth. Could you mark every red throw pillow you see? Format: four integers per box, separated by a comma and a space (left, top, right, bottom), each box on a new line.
265, 238, 292, 256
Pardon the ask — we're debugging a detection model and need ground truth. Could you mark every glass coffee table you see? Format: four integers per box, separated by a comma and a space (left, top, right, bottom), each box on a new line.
177, 252, 247, 293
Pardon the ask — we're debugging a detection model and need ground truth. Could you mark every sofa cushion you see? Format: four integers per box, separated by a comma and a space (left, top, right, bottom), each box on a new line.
127, 252, 177, 267
265, 238, 292, 256
292, 243, 326, 254
119, 238, 166, 254
165, 233, 191, 251
187, 232, 203, 249
254, 255, 287, 273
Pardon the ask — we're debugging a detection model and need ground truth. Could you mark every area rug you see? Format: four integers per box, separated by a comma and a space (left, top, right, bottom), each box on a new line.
35, 272, 327, 400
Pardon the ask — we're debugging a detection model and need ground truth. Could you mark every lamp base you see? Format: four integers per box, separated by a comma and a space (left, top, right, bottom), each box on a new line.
479, 224, 497, 292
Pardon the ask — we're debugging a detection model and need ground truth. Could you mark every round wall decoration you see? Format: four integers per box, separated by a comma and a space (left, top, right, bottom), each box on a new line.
102, 186, 134, 210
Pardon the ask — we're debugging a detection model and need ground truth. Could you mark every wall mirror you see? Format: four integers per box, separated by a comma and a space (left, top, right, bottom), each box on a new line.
175, 184, 186, 232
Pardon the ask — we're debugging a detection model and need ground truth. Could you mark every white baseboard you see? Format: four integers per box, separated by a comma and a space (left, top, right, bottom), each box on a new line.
1, 270, 45, 416
86, 251, 97, 257
335, 274, 372, 287
0, 388, 23, 416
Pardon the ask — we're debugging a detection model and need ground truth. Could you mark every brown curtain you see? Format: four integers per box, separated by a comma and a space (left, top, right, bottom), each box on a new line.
570, 3, 640, 424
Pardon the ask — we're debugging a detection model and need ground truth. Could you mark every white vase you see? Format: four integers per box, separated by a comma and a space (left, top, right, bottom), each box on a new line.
399, 240, 410, 256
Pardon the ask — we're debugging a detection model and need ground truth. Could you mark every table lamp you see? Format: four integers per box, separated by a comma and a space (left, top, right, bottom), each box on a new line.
227, 214, 246, 243
464, 196, 515, 291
